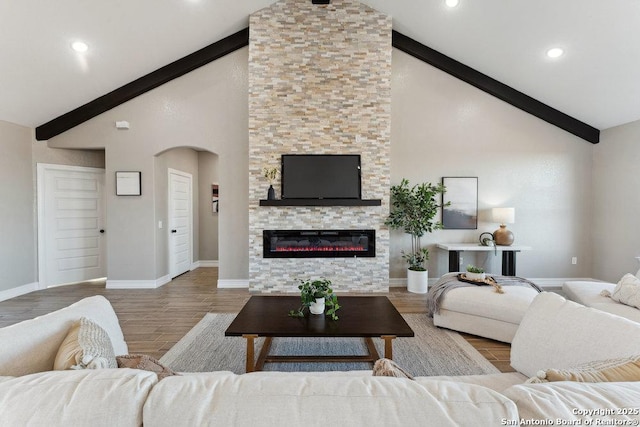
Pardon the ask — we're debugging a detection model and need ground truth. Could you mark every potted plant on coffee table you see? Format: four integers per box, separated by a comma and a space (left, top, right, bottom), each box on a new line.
288, 278, 341, 320
385, 178, 448, 294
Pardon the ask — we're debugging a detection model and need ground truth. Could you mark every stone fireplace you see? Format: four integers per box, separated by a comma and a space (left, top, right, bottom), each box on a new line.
248, 0, 391, 292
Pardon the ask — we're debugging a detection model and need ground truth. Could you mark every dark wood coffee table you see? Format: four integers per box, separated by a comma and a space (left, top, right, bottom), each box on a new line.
225, 296, 414, 372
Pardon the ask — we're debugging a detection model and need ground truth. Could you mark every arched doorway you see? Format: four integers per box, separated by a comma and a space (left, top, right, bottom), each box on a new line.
154, 147, 219, 280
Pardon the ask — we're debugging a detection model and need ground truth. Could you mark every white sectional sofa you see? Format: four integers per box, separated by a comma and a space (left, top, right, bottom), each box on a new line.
562, 270, 640, 322
1, 293, 640, 426
564, 274, 640, 323
433, 285, 539, 343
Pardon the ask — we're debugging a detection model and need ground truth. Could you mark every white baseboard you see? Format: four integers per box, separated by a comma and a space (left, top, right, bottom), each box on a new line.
389, 278, 405, 288
106, 275, 171, 289
0, 282, 39, 302
217, 279, 249, 289
197, 260, 219, 268
389, 278, 440, 288
156, 274, 172, 288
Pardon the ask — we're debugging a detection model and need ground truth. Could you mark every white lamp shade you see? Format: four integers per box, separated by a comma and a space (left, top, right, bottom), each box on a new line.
492, 207, 515, 225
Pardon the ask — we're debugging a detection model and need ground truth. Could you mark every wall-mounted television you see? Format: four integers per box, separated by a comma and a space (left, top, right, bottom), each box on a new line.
281, 154, 361, 199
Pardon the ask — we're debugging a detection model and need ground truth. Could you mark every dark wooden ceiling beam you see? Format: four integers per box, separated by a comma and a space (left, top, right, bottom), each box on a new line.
35, 28, 250, 141
36, 27, 600, 144
392, 31, 600, 144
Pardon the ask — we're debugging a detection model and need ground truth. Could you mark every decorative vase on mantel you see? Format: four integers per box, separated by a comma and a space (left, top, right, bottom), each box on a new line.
309, 297, 325, 315
263, 166, 279, 201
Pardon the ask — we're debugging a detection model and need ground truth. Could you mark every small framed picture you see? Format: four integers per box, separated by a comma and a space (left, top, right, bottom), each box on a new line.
115, 171, 142, 196
212, 183, 219, 213
442, 177, 478, 229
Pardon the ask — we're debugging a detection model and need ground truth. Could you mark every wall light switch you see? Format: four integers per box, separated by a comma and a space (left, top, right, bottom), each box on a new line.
571, 257, 577, 265
158, 221, 163, 229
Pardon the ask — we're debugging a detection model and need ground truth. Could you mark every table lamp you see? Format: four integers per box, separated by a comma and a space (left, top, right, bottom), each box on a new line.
492, 207, 515, 246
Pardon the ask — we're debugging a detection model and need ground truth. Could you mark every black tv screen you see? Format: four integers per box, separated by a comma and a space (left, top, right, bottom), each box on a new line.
281, 154, 361, 199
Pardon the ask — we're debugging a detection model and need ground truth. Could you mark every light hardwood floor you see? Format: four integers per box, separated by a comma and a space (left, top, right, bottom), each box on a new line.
0, 267, 514, 372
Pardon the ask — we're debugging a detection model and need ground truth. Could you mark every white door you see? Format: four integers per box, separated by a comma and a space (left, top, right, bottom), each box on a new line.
37, 164, 106, 288
168, 169, 192, 278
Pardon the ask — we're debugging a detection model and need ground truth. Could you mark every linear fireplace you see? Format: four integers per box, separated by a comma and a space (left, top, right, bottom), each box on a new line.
263, 229, 375, 258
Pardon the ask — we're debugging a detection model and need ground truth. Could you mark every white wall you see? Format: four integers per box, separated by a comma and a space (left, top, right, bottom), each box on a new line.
593, 119, 640, 282
4, 30, 638, 298
0, 121, 105, 299
198, 151, 219, 262
35, 47, 599, 286
391, 50, 594, 280
0, 121, 36, 293
47, 48, 249, 283
31, 142, 105, 169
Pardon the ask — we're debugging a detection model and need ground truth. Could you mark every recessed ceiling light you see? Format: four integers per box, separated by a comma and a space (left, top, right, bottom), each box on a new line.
445, 0, 459, 7
71, 41, 88, 53
546, 47, 564, 58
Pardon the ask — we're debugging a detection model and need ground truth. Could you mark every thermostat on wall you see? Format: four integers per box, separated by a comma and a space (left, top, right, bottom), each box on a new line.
115, 121, 130, 129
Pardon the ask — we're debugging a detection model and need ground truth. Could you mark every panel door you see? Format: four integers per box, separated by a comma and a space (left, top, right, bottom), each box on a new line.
168, 169, 192, 278
39, 164, 106, 287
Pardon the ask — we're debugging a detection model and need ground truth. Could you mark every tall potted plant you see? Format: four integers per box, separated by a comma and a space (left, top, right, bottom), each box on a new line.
385, 178, 448, 293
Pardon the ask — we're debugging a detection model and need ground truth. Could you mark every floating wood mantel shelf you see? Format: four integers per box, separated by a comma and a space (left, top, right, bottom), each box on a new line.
259, 199, 382, 207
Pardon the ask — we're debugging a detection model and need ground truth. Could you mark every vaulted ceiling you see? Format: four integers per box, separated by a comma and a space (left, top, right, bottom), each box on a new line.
2, 0, 639, 135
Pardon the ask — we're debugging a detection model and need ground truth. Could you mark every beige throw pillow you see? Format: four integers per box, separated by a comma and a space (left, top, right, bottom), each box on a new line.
372, 358, 414, 380
116, 354, 177, 380
609, 274, 640, 309
54, 317, 117, 370
527, 355, 640, 383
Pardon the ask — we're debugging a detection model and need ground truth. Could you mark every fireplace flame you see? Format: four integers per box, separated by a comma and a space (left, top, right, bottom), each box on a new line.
274, 245, 366, 252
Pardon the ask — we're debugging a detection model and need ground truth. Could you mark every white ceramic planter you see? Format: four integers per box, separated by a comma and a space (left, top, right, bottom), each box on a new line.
309, 297, 325, 315
407, 269, 428, 294
465, 271, 486, 281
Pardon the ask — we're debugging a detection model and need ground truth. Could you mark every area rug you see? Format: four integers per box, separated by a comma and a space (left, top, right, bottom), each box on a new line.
160, 313, 500, 376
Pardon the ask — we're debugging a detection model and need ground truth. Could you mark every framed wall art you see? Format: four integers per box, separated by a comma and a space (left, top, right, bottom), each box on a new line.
115, 171, 142, 196
442, 177, 478, 229
212, 183, 219, 213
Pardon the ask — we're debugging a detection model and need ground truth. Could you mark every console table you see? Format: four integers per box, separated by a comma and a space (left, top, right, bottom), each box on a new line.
436, 243, 532, 276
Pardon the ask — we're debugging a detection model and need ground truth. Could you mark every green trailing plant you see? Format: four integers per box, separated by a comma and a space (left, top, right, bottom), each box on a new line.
385, 178, 449, 271
466, 265, 485, 274
288, 278, 340, 321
